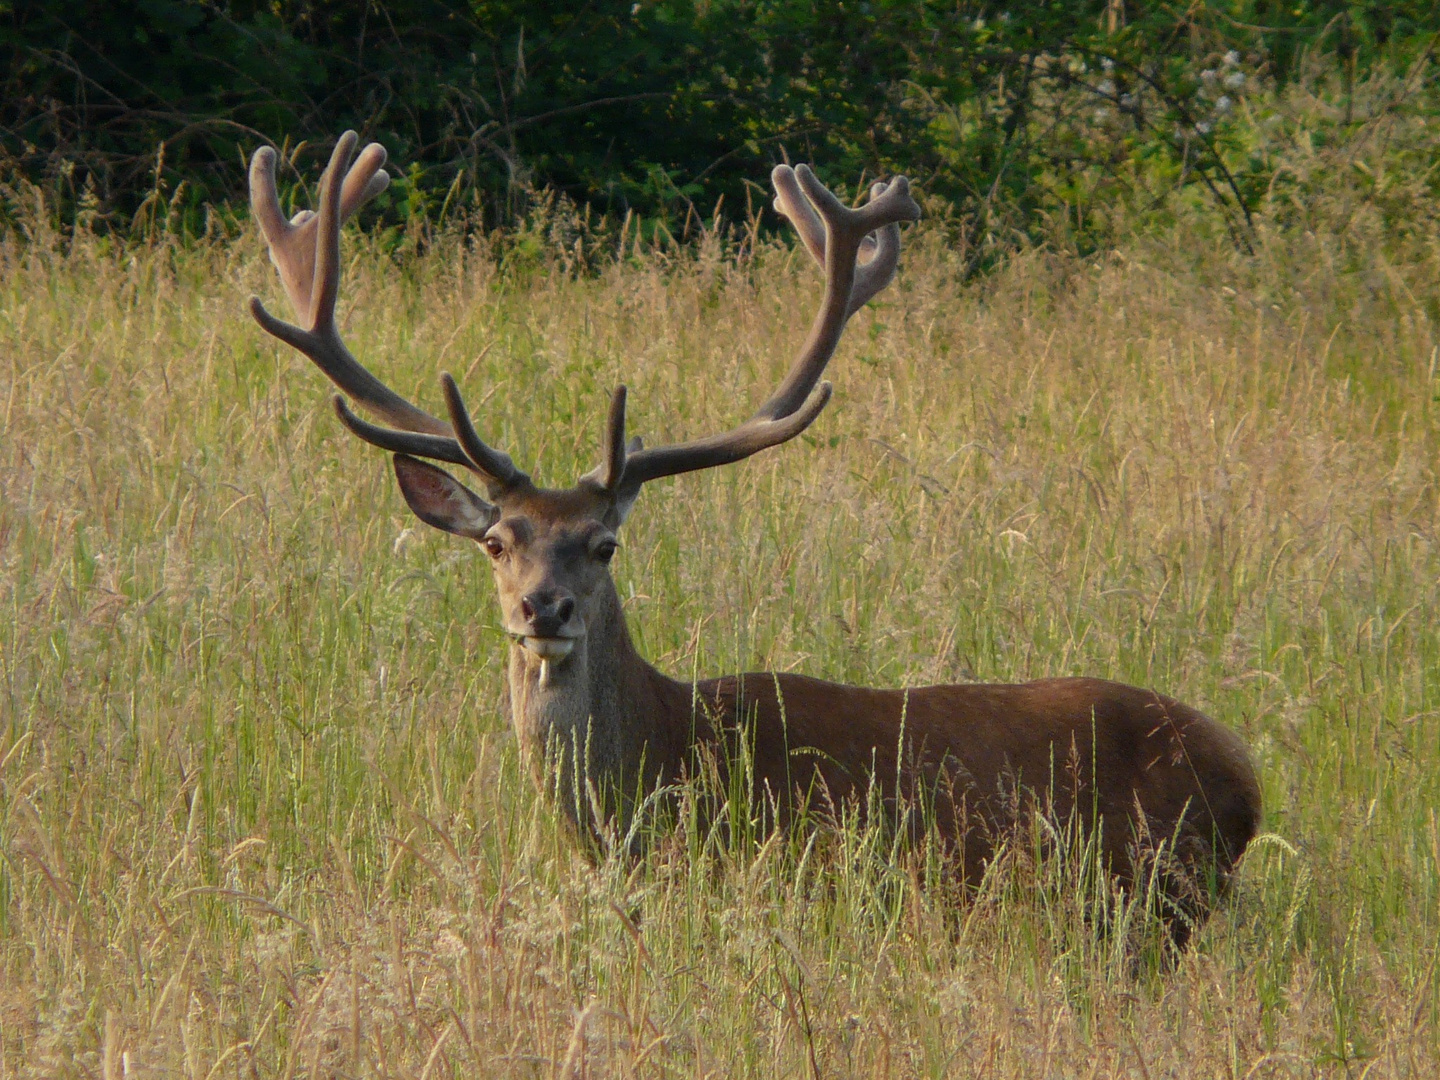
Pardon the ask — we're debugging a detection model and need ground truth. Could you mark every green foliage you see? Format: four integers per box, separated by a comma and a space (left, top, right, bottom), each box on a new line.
3, 1, 1437, 256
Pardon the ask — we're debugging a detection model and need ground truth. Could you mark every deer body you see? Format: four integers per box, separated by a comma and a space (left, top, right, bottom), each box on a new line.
246, 132, 1261, 947
497, 507, 1259, 923
698, 676, 1259, 893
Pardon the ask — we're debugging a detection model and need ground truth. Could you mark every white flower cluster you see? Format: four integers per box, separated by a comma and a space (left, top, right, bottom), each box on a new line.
1194, 50, 1247, 134
1081, 46, 1250, 136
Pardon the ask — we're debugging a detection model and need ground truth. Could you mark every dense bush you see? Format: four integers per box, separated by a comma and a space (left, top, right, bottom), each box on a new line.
3, 1, 1437, 256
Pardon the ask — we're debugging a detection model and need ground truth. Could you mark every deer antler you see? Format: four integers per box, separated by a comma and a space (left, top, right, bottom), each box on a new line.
771, 169, 905, 318
250, 135, 919, 512
249, 138, 390, 322
588, 166, 921, 496
248, 132, 528, 498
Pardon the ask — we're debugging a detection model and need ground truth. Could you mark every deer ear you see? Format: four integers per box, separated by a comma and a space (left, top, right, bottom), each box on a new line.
604, 481, 643, 529
392, 455, 498, 538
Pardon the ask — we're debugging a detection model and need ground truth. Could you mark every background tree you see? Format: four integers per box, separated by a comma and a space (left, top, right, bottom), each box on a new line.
2, 1, 1436, 257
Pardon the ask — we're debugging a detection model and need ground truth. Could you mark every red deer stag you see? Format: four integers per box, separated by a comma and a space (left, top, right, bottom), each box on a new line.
248, 133, 1261, 947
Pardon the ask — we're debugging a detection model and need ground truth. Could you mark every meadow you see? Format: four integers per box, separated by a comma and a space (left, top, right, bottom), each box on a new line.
2, 157, 1439, 1076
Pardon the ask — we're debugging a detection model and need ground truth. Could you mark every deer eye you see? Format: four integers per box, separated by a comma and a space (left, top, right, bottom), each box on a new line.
482, 536, 504, 558
593, 539, 618, 564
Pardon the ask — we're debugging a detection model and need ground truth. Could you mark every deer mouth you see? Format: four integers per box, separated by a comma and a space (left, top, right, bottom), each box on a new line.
521, 636, 576, 660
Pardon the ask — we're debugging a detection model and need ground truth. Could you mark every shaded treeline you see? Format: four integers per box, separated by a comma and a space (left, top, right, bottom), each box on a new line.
2, 1, 1437, 254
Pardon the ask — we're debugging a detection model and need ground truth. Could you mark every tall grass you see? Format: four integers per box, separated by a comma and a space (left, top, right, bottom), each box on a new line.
2, 127, 1439, 1075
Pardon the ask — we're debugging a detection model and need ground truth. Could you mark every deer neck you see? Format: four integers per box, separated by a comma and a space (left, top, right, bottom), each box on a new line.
505, 580, 688, 817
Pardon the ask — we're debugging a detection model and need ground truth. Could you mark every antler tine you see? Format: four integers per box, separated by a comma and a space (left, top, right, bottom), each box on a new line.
599, 386, 629, 491
306, 134, 348, 333
846, 181, 903, 314
441, 374, 528, 495
600, 382, 834, 493
332, 396, 475, 469
772, 169, 828, 267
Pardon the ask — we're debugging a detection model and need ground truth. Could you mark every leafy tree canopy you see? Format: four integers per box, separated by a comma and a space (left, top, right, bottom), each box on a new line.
3, 1, 1436, 253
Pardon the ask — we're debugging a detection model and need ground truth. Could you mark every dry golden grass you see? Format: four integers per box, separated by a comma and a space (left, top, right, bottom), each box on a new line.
2, 183, 1439, 1077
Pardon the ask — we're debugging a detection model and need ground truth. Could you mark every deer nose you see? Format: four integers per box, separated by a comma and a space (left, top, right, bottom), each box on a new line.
520, 591, 575, 636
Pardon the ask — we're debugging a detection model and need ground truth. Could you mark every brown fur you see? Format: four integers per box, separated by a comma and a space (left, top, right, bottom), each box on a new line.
698, 672, 1261, 929
431, 487, 1262, 947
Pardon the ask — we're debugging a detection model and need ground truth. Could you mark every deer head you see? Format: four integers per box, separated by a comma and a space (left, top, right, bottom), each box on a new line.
248, 133, 920, 686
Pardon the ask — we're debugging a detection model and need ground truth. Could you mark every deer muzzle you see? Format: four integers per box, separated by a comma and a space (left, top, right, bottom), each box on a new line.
522, 635, 576, 660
